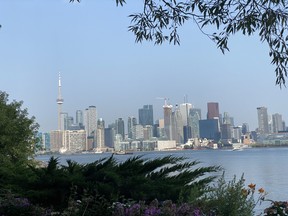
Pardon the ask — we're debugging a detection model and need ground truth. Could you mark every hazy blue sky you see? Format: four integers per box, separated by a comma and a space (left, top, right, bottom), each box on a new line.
1, 0, 287, 132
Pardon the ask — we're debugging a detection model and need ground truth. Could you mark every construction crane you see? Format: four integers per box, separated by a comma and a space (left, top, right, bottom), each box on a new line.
156, 97, 170, 107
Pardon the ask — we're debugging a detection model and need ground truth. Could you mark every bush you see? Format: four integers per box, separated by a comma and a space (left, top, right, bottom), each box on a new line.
200, 173, 265, 216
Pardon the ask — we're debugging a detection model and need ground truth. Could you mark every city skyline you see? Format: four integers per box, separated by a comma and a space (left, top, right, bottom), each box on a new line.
1, 1, 288, 133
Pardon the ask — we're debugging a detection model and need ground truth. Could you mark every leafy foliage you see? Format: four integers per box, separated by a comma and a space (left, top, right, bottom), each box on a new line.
0, 91, 39, 165
19, 155, 220, 212
69, 0, 288, 86
201, 173, 259, 216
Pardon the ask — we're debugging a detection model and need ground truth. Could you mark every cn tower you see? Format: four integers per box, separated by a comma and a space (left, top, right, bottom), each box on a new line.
56, 73, 64, 130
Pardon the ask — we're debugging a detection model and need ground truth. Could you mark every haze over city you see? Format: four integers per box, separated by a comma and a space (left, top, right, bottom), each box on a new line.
1, 1, 288, 132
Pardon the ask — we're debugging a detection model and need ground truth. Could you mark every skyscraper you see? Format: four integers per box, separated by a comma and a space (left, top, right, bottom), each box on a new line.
189, 108, 201, 138
138, 105, 154, 126
179, 103, 192, 126
257, 107, 269, 134
242, 123, 249, 134
97, 118, 105, 149
116, 118, 125, 140
60, 112, 68, 130
76, 110, 84, 128
84, 106, 97, 136
127, 116, 137, 139
272, 113, 283, 133
163, 102, 173, 140
56, 73, 64, 130
207, 102, 219, 119
172, 105, 184, 143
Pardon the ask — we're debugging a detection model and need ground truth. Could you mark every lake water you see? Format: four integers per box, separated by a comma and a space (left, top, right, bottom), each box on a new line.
36, 147, 288, 213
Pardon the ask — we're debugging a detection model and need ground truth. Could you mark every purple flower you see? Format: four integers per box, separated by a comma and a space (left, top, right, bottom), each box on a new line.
144, 206, 161, 216
125, 203, 141, 216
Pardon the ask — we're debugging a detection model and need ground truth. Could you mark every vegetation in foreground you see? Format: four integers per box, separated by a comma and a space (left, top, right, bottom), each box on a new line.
0, 154, 285, 216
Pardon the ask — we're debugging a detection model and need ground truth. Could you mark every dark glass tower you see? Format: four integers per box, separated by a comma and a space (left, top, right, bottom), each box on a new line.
138, 105, 154, 126
116, 118, 125, 140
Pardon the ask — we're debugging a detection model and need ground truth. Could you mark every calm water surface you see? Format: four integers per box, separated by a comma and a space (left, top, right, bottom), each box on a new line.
36, 147, 288, 212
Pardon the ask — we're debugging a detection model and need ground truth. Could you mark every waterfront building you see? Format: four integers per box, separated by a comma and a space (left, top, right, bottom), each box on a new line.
116, 118, 125, 140
143, 140, 157, 151
138, 105, 154, 126
132, 124, 144, 140
128, 116, 137, 138
179, 103, 192, 126
163, 102, 173, 140
232, 126, 242, 143
172, 105, 184, 143
41, 132, 51, 151
221, 123, 232, 142
272, 113, 284, 133
257, 107, 269, 134
143, 125, 153, 140
242, 123, 249, 134
114, 134, 122, 151
207, 102, 220, 119
97, 118, 105, 149
50, 130, 64, 152
63, 130, 86, 152
104, 127, 114, 148
199, 119, 221, 141
183, 125, 192, 144
157, 119, 165, 138
131, 140, 141, 151
84, 106, 97, 137
156, 140, 176, 150
189, 108, 201, 138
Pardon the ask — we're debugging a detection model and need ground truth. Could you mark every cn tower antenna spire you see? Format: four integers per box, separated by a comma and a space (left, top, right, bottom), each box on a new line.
57, 72, 64, 130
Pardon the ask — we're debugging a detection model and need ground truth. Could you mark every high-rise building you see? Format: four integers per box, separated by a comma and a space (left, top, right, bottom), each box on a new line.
41, 132, 51, 151
242, 123, 249, 134
257, 107, 269, 134
63, 130, 86, 152
223, 112, 231, 124
272, 113, 283, 133
84, 106, 97, 136
50, 130, 64, 152
76, 110, 84, 128
133, 124, 144, 140
221, 123, 232, 140
232, 126, 242, 142
104, 127, 114, 148
172, 105, 184, 143
56, 73, 64, 130
143, 125, 153, 140
179, 103, 192, 126
138, 105, 154, 126
116, 118, 125, 140
189, 108, 201, 138
97, 118, 105, 149
60, 112, 68, 130
199, 119, 221, 141
163, 102, 173, 140
128, 116, 137, 139
207, 102, 220, 119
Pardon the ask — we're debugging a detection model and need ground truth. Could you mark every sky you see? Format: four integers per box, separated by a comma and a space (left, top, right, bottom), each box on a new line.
0, 0, 288, 132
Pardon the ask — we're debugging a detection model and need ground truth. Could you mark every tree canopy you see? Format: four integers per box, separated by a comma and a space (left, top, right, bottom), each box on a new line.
0, 91, 38, 165
71, 0, 288, 86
